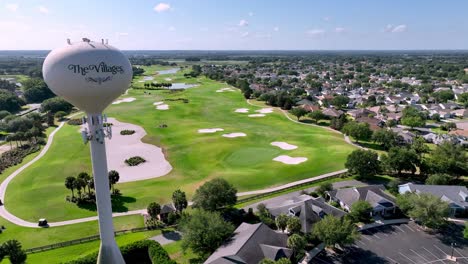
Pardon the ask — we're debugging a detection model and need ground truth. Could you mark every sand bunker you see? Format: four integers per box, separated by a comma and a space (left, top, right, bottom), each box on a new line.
82, 118, 172, 182
198, 128, 224, 133
273, 155, 307, 165
222, 133, 247, 138
248, 114, 266, 117
165, 78, 172, 81
112, 97, 136, 105
235, 108, 250, 113
156, 104, 169, 110
153, 102, 164, 106
216, 87, 236, 92
256, 108, 273, 114
271, 142, 298, 150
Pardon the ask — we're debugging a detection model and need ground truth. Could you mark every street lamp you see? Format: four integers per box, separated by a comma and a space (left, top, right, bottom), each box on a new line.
43, 38, 132, 264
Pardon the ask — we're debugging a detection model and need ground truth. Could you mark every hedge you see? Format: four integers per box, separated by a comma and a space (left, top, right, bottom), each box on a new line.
63, 240, 175, 264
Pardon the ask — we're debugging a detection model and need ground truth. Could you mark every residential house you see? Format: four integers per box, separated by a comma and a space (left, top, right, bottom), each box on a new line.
327, 185, 397, 217
268, 194, 347, 233
348, 109, 374, 119
159, 203, 176, 222
204, 223, 292, 264
399, 183, 468, 217
322, 108, 344, 118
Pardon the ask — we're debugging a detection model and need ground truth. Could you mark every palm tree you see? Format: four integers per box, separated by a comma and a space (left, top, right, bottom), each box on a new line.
77, 172, 92, 196
108, 170, 120, 194
73, 178, 86, 199
65, 176, 76, 198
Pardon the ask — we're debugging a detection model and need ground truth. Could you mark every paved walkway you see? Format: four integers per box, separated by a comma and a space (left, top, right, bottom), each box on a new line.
150, 231, 182, 245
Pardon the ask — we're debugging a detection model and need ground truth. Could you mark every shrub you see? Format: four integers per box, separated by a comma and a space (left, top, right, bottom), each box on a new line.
0, 144, 40, 174
125, 156, 146, 166
309, 191, 319, 198
120, 129, 136, 135
65, 240, 175, 264
54, 111, 67, 120
67, 118, 83, 126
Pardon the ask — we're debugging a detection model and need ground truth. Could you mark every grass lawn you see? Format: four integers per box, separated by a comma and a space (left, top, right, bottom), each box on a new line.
4, 66, 356, 222
16, 228, 162, 264
163, 241, 200, 264
0, 214, 144, 249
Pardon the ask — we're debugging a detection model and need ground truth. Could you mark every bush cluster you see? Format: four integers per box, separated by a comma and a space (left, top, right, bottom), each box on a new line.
125, 156, 146, 166
120, 129, 136, 135
64, 240, 175, 264
0, 144, 40, 173
67, 118, 83, 126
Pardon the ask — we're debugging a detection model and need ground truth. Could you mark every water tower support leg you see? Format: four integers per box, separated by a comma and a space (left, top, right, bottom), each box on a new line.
87, 113, 125, 264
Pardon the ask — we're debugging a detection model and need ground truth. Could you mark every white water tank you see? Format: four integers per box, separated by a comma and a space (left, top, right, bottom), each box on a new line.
42, 39, 132, 113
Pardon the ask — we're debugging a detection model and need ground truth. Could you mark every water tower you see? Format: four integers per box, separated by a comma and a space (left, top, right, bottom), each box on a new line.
43, 38, 132, 264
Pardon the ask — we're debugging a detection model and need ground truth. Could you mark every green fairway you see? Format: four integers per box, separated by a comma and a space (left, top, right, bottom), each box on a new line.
4, 66, 356, 222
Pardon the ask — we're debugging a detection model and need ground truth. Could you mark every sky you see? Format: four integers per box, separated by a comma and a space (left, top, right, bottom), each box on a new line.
0, 0, 467, 50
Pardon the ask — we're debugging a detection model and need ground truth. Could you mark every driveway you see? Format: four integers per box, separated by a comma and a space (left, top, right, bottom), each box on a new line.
313, 222, 468, 264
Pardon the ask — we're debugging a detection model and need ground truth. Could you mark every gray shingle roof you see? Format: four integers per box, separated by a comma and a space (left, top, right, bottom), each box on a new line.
268, 195, 347, 233
204, 223, 290, 264
401, 183, 468, 208
328, 185, 396, 210
160, 203, 176, 214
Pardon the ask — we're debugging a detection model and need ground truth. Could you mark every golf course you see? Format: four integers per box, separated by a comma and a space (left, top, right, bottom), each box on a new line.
3, 65, 356, 223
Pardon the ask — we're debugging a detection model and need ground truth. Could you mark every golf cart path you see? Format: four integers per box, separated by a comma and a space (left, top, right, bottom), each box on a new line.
246, 99, 366, 150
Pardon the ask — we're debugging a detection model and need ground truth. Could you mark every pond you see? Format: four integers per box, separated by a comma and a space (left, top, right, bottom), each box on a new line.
157, 68, 180, 75
169, 83, 198, 89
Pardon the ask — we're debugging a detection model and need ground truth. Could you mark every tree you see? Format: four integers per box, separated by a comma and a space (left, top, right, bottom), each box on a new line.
287, 216, 302, 234
40, 97, 73, 114
312, 215, 359, 248
330, 115, 347, 131
289, 107, 308, 121
2, 240, 27, 264
0, 90, 24, 113
458, 92, 468, 107
401, 107, 425, 129
287, 234, 306, 260
73, 178, 86, 199
22, 78, 54, 103
275, 213, 288, 232
342, 122, 373, 143
147, 202, 161, 219
425, 174, 451, 185
381, 147, 419, 175
108, 170, 120, 194
331, 95, 350, 109
179, 209, 234, 257
257, 203, 275, 227
397, 192, 449, 229
345, 149, 380, 179
192, 178, 237, 211
316, 182, 333, 197
65, 176, 76, 198
386, 178, 402, 195
426, 142, 467, 177
308, 110, 324, 123
77, 172, 92, 196
54, 111, 67, 120
172, 189, 188, 213
349, 201, 373, 223
372, 129, 399, 150
411, 136, 430, 157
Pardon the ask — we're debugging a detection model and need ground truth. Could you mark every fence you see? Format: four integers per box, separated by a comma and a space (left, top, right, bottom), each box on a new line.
24, 226, 150, 254
236, 171, 348, 205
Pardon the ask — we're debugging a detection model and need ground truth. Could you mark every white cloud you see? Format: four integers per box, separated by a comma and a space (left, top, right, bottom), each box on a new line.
168, 26, 176, 31
248, 12, 254, 17
38, 6, 49, 14
241, 31, 249, 38
323, 16, 331, 22
384, 24, 407, 33
154, 3, 171, 13
392, 24, 407, 33
117, 32, 129, 36
273, 26, 279, 32
6, 4, 18, 12
239, 19, 249, 27
335, 27, 345, 33
306, 29, 325, 36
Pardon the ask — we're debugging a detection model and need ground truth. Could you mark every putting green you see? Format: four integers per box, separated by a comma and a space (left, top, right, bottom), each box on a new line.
4, 66, 356, 222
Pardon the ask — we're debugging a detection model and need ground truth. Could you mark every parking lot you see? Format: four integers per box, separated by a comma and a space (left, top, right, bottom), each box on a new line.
313, 222, 468, 264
